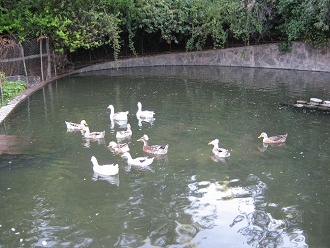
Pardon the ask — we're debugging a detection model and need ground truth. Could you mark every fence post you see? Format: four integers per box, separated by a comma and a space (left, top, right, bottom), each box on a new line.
19, 43, 29, 85
52, 50, 57, 77
39, 37, 44, 81
0, 72, 4, 105
46, 37, 51, 79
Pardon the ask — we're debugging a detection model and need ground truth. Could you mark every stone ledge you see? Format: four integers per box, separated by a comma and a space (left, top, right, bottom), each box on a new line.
75, 42, 330, 74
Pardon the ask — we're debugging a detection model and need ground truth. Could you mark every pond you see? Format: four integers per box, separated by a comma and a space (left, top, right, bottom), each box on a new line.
0, 66, 329, 247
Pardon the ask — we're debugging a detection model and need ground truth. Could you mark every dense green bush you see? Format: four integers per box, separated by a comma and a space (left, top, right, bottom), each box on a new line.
0, 0, 329, 59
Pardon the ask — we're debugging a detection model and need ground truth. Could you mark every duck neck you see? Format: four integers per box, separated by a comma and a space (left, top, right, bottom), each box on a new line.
126, 154, 133, 162
142, 139, 148, 146
109, 108, 114, 119
137, 104, 142, 114
91, 159, 98, 167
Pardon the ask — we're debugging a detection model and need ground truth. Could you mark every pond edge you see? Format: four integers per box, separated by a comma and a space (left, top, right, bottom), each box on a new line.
1, 42, 329, 125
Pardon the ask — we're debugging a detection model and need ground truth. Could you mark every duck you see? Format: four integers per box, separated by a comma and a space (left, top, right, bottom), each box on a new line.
84, 126, 105, 139
65, 120, 88, 131
136, 102, 155, 119
116, 124, 132, 140
107, 105, 129, 121
258, 132, 288, 144
108, 141, 130, 154
91, 156, 119, 176
137, 134, 169, 155
121, 152, 154, 166
208, 139, 231, 158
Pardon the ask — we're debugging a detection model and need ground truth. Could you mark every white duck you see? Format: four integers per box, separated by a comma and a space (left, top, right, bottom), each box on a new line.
121, 152, 154, 166
108, 141, 130, 153
84, 126, 105, 139
208, 139, 231, 158
107, 105, 129, 121
116, 124, 132, 140
136, 102, 155, 119
91, 156, 119, 176
65, 120, 88, 131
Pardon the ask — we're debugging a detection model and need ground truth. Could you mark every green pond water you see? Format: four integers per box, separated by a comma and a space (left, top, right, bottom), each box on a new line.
0, 66, 329, 247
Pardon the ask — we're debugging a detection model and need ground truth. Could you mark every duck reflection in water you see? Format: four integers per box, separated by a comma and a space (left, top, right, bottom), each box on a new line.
149, 153, 168, 162
257, 142, 286, 152
82, 138, 106, 148
92, 172, 120, 186
210, 154, 230, 165
124, 163, 155, 173
137, 116, 155, 128
110, 118, 128, 129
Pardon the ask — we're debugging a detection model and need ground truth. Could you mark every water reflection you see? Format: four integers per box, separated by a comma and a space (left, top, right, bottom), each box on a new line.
257, 143, 286, 153
0, 66, 329, 247
110, 119, 128, 129
209, 154, 230, 164
186, 175, 308, 247
137, 116, 155, 128
82, 137, 106, 148
175, 220, 198, 244
92, 172, 120, 186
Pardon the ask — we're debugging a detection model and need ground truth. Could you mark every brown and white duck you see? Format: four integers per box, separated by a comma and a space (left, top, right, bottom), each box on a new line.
258, 132, 288, 144
137, 134, 169, 155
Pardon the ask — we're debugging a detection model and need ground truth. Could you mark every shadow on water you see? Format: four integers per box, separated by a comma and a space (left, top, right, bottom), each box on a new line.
0, 66, 329, 247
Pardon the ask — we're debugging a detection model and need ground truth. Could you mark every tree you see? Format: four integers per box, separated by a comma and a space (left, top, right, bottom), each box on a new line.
0, 0, 122, 59
277, 0, 330, 47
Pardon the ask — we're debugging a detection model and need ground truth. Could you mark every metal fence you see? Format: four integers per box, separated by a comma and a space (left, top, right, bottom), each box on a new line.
0, 36, 57, 86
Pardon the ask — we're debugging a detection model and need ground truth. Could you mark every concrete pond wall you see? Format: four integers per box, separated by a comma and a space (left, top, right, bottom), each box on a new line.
1, 42, 330, 125
75, 42, 330, 73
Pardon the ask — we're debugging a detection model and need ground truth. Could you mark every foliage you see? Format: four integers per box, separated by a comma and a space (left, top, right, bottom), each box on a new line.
1, 71, 27, 106
0, 79, 27, 106
0, 0, 122, 58
276, 0, 330, 47
0, 0, 329, 59
277, 41, 292, 52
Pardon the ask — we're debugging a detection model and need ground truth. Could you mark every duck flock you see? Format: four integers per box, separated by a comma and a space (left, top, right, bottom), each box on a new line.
65, 102, 288, 179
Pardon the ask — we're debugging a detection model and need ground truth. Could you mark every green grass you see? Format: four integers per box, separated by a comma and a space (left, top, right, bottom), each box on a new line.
1, 80, 27, 106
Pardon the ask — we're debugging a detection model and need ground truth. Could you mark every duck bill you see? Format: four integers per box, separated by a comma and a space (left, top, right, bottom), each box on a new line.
258, 134, 262, 138
208, 141, 212, 145
137, 138, 142, 142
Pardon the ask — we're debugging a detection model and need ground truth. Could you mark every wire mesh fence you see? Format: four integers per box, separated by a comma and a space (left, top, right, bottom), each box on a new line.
0, 36, 60, 87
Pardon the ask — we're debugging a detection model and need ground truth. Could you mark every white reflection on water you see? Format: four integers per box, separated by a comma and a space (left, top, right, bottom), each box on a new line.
137, 116, 155, 129
82, 137, 106, 148
110, 118, 128, 129
184, 175, 308, 247
92, 171, 120, 186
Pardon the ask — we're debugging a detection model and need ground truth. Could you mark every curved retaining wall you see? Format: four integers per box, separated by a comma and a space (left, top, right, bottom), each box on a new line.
75, 42, 330, 73
1, 42, 329, 124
